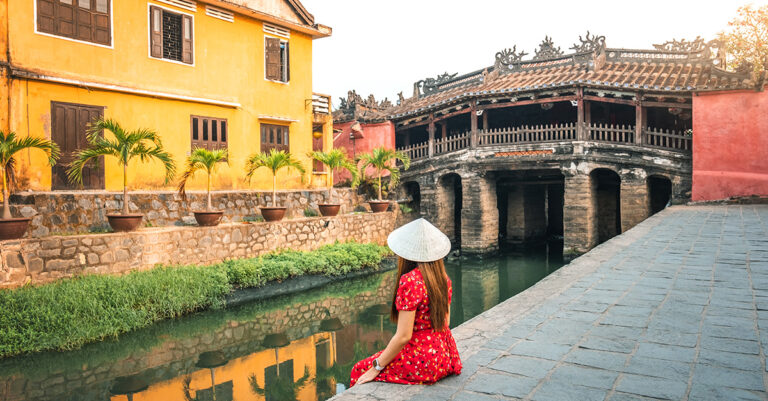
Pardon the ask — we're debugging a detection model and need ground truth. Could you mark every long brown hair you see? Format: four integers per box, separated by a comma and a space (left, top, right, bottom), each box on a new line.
390, 257, 450, 331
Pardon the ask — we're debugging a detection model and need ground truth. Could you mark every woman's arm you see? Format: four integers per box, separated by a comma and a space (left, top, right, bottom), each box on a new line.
353, 310, 415, 385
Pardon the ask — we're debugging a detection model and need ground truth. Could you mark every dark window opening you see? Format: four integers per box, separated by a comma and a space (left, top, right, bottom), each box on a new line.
202, 119, 208, 141
192, 117, 198, 140
162, 12, 183, 61
150, 6, 193, 64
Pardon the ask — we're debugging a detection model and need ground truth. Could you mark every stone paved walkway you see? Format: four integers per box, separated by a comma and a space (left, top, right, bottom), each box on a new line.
333, 205, 768, 400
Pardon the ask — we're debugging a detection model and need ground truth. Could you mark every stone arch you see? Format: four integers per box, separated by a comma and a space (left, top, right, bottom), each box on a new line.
647, 174, 672, 215
401, 181, 421, 214
436, 172, 463, 246
590, 168, 622, 244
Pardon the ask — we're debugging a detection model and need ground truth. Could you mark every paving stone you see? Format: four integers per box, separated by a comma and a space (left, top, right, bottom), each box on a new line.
463, 372, 539, 399
599, 314, 649, 328
692, 364, 765, 391
579, 336, 637, 353
701, 336, 761, 355
623, 355, 692, 382
450, 390, 501, 401
508, 341, 571, 361
608, 392, 665, 401
487, 355, 556, 378
697, 348, 762, 371
589, 325, 644, 341
408, 384, 457, 401
634, 342, 697, 363
548, 364, 618, 389
531, 380, 608, 401
642, 329, 698, 347
688, 383, 765, 401
615, 373, 689, 400
564, 348, 628, 370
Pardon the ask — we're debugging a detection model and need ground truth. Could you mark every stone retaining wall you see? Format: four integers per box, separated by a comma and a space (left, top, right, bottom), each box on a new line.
0, 211, 396, 288
9, 188, 365, 238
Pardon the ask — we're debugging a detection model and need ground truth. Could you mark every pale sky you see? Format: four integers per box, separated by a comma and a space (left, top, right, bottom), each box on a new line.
302, 0, 755, 109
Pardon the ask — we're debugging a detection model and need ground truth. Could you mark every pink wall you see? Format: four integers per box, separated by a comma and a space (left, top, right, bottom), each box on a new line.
692, 89, 768, 201
333, 121, 395, 184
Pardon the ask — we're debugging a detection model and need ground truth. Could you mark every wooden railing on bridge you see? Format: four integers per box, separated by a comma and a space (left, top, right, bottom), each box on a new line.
643, 127, 692, 151
435, 132, 471, 155
401, 141, 429, 161
479, 123, 577, 146
399, 123, 691, 161
588, 123, 635, 144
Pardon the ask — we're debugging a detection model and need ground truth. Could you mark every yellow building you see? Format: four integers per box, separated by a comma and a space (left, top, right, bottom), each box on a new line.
0, 0, 333, 191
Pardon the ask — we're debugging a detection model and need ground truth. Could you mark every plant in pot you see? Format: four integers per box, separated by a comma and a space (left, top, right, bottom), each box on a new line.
177, 147, 228, 226
309, 148, 359, 217
0, 131, 60, 240
68, 118, 176, 232
357, 147, 410, 213
245, 148, 306, 222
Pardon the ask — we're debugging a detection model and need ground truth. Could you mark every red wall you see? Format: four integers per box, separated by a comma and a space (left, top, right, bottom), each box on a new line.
692, 90, 768, 201
333, 121, 395, 184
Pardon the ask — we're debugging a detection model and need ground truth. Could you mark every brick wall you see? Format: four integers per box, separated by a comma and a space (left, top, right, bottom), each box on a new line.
10, 188, 365, 238
0, 211, 396, 288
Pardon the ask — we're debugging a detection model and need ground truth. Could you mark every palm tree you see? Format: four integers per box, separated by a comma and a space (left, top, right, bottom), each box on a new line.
0, 131, 60, 219
309, 148, 359, 204
357, 147, 411, 201
177, 148, 228, 211
245, 149, 306, 207
67, 118, 176, 215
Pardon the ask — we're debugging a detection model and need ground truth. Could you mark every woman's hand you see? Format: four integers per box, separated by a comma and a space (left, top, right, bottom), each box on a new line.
355, 367, 380, 385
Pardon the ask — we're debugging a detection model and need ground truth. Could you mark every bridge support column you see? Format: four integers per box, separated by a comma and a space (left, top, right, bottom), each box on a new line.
620, 177, 650, 233
461, 174, 498, 254
563, 172, 596, 254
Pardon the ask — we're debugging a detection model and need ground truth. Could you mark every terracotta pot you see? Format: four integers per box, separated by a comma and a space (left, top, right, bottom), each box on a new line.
261, 207, 286, 222
0, 218, 31, 240
106, 214, 144, 232
369, 201, 390, 213
193, 211, 224, 226
318, 204, 340, 217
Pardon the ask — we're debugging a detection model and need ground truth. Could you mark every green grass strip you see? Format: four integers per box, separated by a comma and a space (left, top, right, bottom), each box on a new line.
0, 241, 390, 359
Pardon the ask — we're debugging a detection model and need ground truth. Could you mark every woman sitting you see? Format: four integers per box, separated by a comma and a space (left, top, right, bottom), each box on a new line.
350, 218, 462, 386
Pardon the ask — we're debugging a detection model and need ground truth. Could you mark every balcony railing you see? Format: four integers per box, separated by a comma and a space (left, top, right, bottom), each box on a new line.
398, 123, 692, 161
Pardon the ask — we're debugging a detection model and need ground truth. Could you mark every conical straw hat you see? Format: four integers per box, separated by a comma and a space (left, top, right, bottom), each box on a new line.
387, 218, 451, 262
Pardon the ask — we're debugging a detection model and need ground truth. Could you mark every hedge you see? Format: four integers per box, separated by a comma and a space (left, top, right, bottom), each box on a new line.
0, 242, 390, 358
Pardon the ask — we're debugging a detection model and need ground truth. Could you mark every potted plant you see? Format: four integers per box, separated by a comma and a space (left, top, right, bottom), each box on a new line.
0, 131, 60, 240
68, 118, 176, 232
177, 147, 228, 226
309, 148, 359, 216
245, 149, 306, 222
357, 147, 410, 212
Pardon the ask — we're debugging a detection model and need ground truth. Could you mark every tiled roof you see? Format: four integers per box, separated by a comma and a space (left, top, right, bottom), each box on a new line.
389, 36, 753, 119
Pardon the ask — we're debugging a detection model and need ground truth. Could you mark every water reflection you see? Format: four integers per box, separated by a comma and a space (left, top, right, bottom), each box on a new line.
0, 243, 562, 401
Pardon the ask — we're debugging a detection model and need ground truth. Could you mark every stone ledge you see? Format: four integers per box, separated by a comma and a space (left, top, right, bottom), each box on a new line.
0, 211, 397, 289
330, 206, 672, 400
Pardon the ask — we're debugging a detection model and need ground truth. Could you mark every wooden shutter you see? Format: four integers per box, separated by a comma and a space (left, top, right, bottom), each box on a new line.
150, 6, 163, 58
93, 0, 110, 45
51, 102, 104, 190
58, 0, 77, 37
284, 42, 290, 82
182, 14, 193, 64
76, 2, 93, 42
37, 0, 56, 34
265, 37, 281, 80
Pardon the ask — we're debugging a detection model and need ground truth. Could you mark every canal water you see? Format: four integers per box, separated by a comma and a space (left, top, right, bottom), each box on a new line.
0, 242, 563, 401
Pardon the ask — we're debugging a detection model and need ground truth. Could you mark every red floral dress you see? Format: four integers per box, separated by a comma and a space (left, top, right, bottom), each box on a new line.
350, 268, 462, 386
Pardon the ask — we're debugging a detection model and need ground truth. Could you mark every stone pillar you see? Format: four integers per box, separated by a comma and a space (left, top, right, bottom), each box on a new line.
563, 172, 596, 254
620, 175, 650, 233
461, 173, 498, 254
435, 176, 457, 244
470, 101, 478, 148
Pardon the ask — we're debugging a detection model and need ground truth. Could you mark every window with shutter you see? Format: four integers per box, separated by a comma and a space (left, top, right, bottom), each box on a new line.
260, 124, 290, 152
36, 0, 111, 46
265, 36, 290, 82
191, 116, 227, 150
149, 6, 194, 65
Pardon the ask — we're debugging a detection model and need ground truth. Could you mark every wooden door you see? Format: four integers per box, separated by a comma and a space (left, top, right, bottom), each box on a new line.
51, 102, 105, 190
